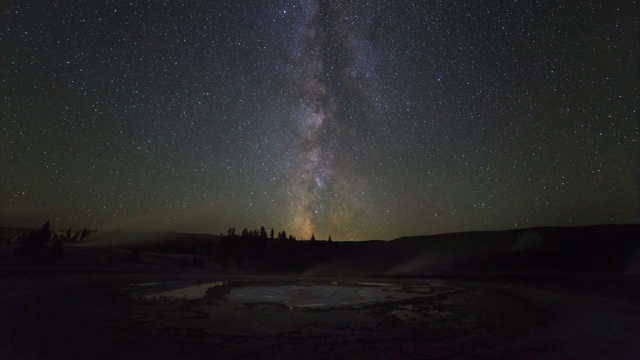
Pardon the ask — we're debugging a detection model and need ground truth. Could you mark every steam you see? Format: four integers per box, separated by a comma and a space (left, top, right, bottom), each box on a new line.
79, 229, 169, 248
626, 253, 640, 276
512, 231, 544, 252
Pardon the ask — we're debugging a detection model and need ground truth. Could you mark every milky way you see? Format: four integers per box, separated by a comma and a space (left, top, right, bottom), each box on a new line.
288, 0, 378, 238
1, 1, 638, 239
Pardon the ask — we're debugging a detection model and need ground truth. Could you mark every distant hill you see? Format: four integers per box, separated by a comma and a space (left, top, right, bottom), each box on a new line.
302, 224, 640, 276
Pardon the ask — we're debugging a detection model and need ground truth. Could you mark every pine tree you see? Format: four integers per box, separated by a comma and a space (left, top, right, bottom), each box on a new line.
79, 228, 88, 242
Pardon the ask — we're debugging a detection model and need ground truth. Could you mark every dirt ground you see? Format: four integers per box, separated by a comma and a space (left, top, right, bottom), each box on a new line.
1, 273, 639, 359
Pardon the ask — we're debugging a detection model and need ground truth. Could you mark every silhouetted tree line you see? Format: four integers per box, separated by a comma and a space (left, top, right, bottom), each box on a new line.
214, 226, 340, 272
15, 221, 93, 264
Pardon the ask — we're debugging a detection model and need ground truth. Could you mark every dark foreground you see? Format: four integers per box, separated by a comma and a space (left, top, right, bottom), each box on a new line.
1, 274, 639, 359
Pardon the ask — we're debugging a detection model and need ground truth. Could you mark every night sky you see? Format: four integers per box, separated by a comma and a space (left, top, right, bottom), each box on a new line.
1, 1, 638, 240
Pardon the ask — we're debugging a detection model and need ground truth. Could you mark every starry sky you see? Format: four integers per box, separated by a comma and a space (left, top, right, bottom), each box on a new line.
1, 1, 638, 240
